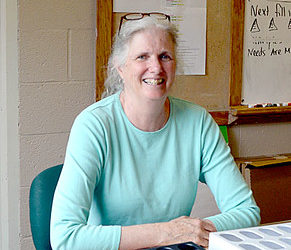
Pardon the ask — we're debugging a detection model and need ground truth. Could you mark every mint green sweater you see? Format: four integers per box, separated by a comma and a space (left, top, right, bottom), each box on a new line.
50, 92, 260, 249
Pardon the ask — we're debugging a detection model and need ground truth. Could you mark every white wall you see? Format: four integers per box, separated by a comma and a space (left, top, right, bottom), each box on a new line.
0, 0, 20, 249
18, 0, 96, 249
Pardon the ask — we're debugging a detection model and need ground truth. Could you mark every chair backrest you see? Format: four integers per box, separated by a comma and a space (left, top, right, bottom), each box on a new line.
29, 164, 63, 250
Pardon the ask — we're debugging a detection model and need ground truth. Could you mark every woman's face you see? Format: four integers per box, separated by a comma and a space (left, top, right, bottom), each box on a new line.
117, 27, 176, 102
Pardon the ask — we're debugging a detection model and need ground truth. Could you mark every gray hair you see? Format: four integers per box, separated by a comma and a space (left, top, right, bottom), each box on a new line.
101, 16, 178, 99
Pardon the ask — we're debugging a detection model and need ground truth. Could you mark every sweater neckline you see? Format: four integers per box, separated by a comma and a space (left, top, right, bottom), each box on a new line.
115, 91, 173, 135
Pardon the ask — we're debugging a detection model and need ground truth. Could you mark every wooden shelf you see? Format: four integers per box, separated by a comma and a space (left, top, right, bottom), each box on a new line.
209, 106, 291, 126
231, 106, 291, 116
229, 106, 291, 124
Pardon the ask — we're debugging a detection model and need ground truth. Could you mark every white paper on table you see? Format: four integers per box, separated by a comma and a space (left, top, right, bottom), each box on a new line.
113, 0, 207, 75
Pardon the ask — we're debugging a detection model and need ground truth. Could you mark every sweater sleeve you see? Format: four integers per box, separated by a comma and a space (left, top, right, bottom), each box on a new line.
199, 111, 261, 231
50, 111, 121, 250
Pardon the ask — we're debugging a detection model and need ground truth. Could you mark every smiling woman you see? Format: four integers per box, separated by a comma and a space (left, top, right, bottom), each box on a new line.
102, 14, 177, 99
50, 13, 260, 250
117, 27, 176, 131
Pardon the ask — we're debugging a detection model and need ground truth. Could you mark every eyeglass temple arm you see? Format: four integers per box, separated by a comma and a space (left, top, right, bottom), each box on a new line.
118, 17, 125, 34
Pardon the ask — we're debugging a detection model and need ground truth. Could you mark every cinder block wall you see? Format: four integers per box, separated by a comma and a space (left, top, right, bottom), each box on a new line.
18, 1, 96, 249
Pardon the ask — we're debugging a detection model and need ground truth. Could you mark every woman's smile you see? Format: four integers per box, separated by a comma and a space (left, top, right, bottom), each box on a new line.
143, 78, 165, 86
117, 27, 176, 102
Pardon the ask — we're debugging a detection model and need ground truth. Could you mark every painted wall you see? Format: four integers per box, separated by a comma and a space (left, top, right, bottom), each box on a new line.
18, 0, 96, 248
1, 0, 20, 249
229, 123, 291, 157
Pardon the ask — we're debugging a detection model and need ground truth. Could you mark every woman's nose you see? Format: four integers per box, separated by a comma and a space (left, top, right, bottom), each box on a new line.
148, 57, 163, 73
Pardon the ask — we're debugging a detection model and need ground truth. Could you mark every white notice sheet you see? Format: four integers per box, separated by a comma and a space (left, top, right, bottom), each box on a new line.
113, 0, 207, 75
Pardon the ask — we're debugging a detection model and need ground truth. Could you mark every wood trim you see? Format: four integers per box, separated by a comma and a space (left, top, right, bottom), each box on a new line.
231, 106, 291, 116
96, 0, 113, 100
230, 106, 291, 124
209, 111, 238, 126
209, 111, 229, 126
203, 1, 246, 125
210, 0, 246, 125
229, 0, 245, 106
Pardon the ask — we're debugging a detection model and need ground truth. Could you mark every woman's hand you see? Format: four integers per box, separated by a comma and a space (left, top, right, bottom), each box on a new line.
159, 216, 217, 248
119, 216, 216, 250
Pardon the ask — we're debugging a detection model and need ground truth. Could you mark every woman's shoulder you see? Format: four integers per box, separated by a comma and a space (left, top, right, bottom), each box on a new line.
74, 92, 120, 126
80, 92, 121, 117
169, 96, 207, 115
83, 92, 119, 113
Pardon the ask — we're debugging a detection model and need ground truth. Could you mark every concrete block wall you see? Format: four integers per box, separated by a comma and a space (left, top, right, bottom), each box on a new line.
18, 0, 96, 249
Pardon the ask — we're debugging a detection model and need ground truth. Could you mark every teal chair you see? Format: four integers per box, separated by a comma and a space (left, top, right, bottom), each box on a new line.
29, 164, 63, 250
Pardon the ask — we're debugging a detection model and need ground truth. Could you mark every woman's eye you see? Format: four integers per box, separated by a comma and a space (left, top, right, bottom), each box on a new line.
160, 54, 172, 61
137, 55, 147, 60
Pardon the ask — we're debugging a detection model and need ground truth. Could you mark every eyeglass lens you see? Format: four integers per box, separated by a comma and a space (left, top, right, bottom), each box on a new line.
119, 13, 170, 35
125, 13, 169, 21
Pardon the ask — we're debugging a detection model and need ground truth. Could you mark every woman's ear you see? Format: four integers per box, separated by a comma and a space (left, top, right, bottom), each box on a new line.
113, 57, 124, 79
116, 66, 124, 79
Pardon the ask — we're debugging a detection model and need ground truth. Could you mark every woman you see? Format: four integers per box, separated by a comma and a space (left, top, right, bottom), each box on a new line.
50, 13, 260, 249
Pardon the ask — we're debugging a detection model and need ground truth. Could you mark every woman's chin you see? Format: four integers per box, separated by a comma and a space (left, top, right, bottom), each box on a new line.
143, 83, 170, 97
143, 90, 169, 101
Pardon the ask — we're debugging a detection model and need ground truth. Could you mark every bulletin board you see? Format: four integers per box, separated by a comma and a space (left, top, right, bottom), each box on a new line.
96, 0, 291, 125
242, 0, 291, 106
230, 0, 291, 123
